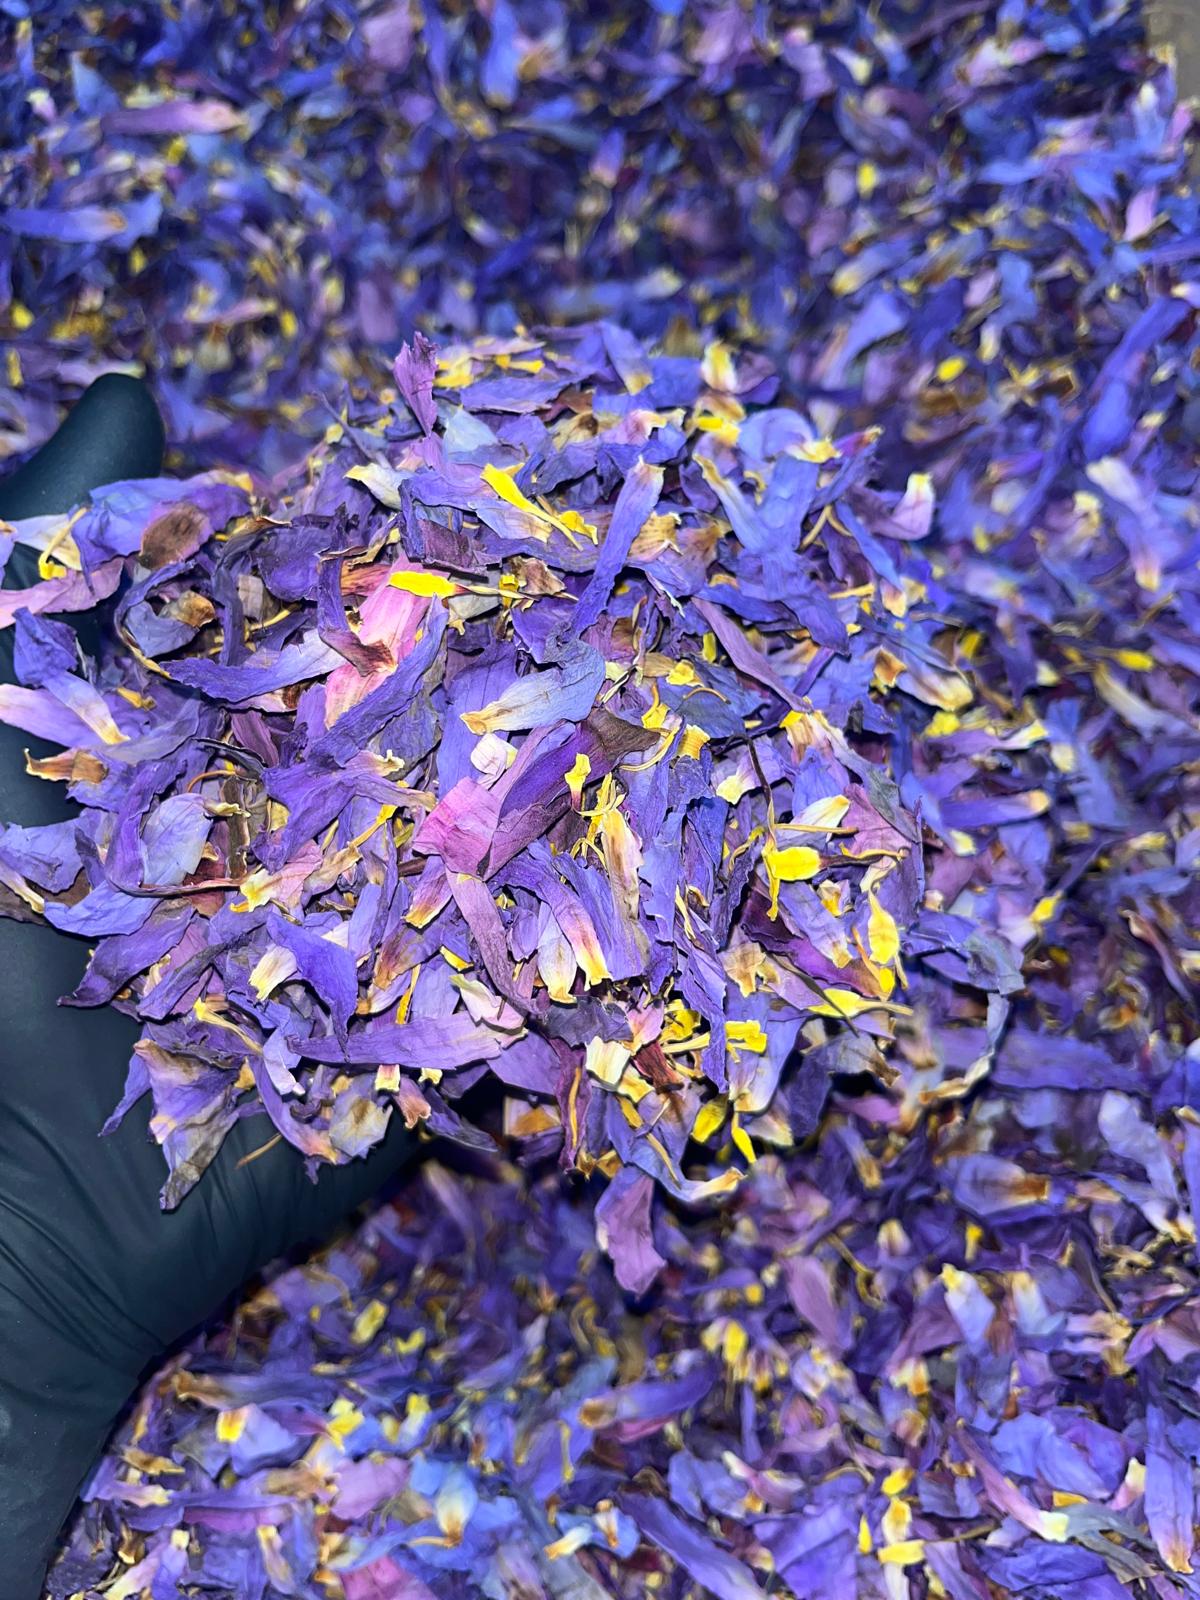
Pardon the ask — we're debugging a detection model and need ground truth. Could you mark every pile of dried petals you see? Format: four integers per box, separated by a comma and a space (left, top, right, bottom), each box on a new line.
1, 326, 1020, 1229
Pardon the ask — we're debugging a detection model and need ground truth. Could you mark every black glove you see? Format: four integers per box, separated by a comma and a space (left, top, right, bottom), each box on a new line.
0, 377, 413, 1599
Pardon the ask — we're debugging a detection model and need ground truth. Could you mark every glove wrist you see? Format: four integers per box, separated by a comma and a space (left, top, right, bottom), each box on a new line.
0, 1281, 134, 1600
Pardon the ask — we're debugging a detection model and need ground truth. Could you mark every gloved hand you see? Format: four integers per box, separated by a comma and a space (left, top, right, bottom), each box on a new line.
0, 377, 413, 1600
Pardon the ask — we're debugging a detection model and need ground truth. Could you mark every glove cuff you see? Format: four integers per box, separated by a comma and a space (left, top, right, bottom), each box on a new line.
0, 1279, 132, 1600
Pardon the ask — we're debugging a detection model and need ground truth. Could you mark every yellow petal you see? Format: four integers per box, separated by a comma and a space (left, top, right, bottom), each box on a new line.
565, 751, 591, 808
350, 1299, 388, 1346
810, 987, 911, 1020
388, 570, 459, 598
216, 1408, 248, 1443
701, 340, 738, 393
878, 1539, 924, 1567
765, 843, 822, 881
679, 724, 710, 760
585, 1036, 631, 1086
692, 1100, 727, 1143
482, 461, 545, 519
882, 1498, 912, 1544
725, 1019, 768, 1054
867, 890, 900, 965
327, 1397, 365, 1448
730, 1112, 756, 1165
250, 945, 296, 1001
791, 794, 850, 831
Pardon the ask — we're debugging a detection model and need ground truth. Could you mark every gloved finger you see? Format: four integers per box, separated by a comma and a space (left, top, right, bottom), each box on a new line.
0, 373, 164, 532
208, 1108, 418, 1281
